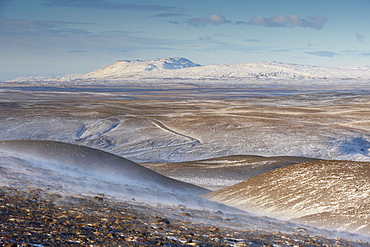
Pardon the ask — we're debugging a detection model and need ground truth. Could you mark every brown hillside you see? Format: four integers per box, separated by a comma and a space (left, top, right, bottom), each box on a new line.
204, 160, 370, 236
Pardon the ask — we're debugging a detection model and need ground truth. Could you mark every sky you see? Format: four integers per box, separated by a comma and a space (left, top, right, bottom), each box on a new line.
0, 0, 369, 80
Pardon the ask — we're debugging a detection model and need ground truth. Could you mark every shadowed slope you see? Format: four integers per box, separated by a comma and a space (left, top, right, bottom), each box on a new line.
0, 140, 209, 196
144, 155, 318, 190
204, 160, 370, 235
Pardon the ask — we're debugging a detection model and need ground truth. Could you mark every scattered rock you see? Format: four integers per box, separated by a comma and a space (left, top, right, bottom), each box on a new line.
0, 186, 368, 247
210, 226, 220, 232
154, 218, 170, 225
181, 212, 193, 217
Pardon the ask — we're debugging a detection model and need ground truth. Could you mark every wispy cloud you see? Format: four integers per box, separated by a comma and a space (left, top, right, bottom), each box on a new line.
305, 51, 338, 57
198, 36, 214, 41
0, 18, 93, 34
245, 39, 261, 43
169, 21, 180, 25
0, 17, 185, 56
66, 50, 88, 53
272, 49, 290, 52
150, 13, 186, 18
344, 50, 370, 56
41, 0, 180, 12
193, 39, 264, 54
187, 15, 231, 26
356, 33, 365, 42
239, 15, 328, 30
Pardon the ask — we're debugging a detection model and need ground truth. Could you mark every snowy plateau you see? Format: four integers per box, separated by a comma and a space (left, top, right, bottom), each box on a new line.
77, 57, 370, 80
8, 57, 370, 82
1, 57, 370, 245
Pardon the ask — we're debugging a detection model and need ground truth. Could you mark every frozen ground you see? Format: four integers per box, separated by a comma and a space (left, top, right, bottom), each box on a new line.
205, 160, 370, 236
1, 82, 369, 163
0, 71, 370, 243
0, 140, 368, 244
142, 155, 318, 190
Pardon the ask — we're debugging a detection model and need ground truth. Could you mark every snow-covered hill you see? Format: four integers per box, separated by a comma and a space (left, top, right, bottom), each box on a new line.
0, 140, 210, 205
78, 57, 370, 80
81, 57, 201, 79
204, 160, 370, 236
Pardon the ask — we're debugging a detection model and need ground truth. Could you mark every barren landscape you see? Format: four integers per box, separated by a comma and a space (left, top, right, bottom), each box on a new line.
1, 58, 370, 246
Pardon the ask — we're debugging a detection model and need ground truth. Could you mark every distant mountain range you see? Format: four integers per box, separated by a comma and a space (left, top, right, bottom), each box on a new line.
8, 57, 370, 82
79, 57, 370, 80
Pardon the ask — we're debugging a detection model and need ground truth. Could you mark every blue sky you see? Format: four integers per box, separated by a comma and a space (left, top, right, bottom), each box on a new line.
0, 0, 369, 80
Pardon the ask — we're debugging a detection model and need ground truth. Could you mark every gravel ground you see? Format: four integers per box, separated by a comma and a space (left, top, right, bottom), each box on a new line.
1, 186, 369, 247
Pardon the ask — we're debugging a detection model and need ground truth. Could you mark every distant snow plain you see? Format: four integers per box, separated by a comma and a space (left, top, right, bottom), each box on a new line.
1, 58, 370, 241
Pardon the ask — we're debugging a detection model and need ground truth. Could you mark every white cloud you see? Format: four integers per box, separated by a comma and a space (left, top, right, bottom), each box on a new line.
248, 15, 328, 30
187, 15, 231, 26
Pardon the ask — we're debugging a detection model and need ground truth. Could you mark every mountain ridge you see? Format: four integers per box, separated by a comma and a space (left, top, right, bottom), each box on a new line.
7, 57, 370, 82
79, 57, 370, 80
80, 57, 201, 79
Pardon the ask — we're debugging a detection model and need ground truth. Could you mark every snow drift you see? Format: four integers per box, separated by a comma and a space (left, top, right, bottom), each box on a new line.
144, 155, 318, 190
0, 140, 209, 196
204, 160, 370, 236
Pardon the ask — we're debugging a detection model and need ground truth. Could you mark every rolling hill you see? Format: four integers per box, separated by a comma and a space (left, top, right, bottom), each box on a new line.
204, 160, 370, 235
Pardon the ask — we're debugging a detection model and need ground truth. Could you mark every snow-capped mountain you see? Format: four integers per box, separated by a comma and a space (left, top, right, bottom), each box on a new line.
81, 57, 201, 79
79, 57, 370, 80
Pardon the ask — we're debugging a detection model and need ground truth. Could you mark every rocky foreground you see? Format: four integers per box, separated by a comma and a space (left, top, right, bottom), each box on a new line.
1, 186, 369, 247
